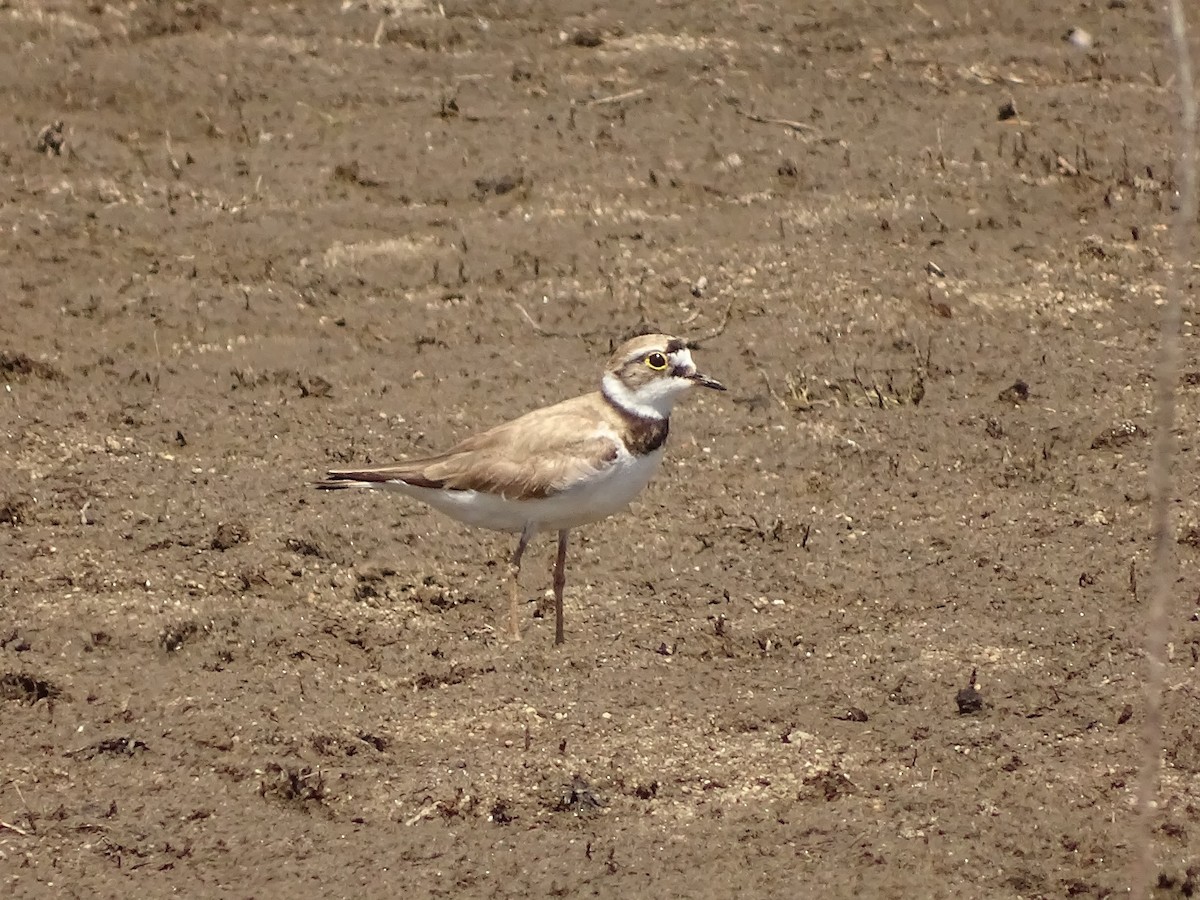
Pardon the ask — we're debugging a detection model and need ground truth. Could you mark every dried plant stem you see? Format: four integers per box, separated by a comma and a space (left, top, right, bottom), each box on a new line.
1132, 2, 1196, 897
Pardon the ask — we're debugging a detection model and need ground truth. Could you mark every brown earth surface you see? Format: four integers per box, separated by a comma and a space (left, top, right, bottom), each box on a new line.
3, 1, 1200, 897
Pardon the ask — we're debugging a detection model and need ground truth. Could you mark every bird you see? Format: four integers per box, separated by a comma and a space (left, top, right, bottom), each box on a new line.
316, 333, 725, 645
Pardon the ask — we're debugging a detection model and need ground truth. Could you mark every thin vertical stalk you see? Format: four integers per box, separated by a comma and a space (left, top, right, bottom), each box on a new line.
1132, 3, 1196, 897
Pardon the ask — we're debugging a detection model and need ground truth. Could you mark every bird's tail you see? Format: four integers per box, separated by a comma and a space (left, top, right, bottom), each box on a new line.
315, 467, 442, 491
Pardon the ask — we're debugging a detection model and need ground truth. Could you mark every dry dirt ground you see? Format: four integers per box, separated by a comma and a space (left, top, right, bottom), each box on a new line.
3, 1, 1200, 897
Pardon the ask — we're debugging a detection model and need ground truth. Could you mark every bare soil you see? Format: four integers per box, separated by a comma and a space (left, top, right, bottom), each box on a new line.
3, 1, 1200, 897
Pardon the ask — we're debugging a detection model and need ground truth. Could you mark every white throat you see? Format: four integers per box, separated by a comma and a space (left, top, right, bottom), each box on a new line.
602, 371, 689, 420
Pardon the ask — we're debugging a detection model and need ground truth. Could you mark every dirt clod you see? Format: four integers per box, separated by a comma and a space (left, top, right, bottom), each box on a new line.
1091, 421, 1146, 450
837, 707, 869, 723
473, 174, 522, 197
35, 121, 65, 156
802, 770, 856, 802
160, 621, 201, 653
569, 29, 604, 48
998, 380, 1029, 404
0, 672, 62, 704
258, 763, 327, 807
68, 737, 149, 759
558, 777, 604, 815
211, 521, 250, 551
955, 668, 985, 715
489, 801, 515, 824
1, 351, 62, 382
0, 495, 33, 526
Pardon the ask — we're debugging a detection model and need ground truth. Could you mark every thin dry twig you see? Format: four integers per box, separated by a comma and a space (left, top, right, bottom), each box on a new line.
11, 782, 34, 834
754, 364, 790, 412
515, 303, 555, 337
164, 131, 182, 178
688, 295, 737, 345
737, 109, 819, 135
518, 289, 733, 345
404, 802, 439, 827
587, 88, 647, 106
514, 304, 602, 340
0, 820, 29, 836
1132, 3, 1195, 898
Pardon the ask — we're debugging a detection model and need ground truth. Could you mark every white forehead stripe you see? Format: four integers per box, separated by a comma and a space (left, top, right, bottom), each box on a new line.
669, 347, 696, 374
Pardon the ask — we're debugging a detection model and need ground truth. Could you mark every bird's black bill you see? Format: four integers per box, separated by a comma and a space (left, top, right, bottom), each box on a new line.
690, 372, 726, 391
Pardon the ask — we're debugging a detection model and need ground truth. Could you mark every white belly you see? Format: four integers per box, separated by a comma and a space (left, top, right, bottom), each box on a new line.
395, 447, 665, 533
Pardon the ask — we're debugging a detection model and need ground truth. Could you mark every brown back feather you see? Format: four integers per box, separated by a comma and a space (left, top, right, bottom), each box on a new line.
323, 393, 634, 500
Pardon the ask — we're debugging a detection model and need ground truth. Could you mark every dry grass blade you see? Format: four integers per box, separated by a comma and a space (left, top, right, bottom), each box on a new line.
688, 295, 737, 345
587, 88, 647, 106
514, 303, 602, 340
1132, 3, 1196, 898
737, 108, 819, 135
517, 294, 733, 345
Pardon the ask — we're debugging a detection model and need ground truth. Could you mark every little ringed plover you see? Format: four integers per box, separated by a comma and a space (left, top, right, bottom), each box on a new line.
317, 333, 725, 644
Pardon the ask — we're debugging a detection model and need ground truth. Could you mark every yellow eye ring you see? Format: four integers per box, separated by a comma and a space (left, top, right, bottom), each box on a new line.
645, 352, 668, 371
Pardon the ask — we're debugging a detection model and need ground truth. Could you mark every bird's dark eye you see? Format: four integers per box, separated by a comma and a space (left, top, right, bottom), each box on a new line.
645, 352, 668, 371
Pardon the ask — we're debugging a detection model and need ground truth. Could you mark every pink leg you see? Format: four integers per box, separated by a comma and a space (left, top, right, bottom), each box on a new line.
553, 529, 569, 645
507, 526, 534, 640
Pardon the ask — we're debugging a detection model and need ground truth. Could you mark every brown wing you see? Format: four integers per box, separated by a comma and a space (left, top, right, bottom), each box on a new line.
320, 395, 622, 500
